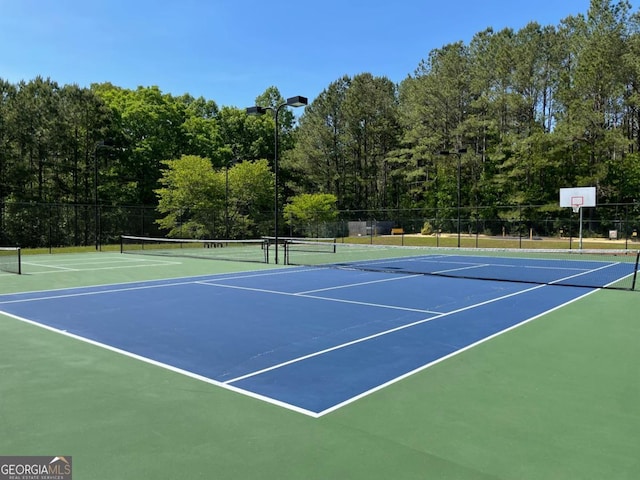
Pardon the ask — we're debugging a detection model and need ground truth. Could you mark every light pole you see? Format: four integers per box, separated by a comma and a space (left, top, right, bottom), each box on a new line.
246, 96, 308, 263
439, 148, 467, 248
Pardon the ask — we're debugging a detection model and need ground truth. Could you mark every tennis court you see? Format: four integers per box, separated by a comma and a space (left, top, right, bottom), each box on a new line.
1, 246, 639, 479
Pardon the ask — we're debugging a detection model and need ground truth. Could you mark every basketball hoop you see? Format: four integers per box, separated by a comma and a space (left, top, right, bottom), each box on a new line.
571, 196, 584, 214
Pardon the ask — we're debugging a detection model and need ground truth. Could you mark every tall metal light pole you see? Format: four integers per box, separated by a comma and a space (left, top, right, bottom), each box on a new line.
246, 96, 308, 264
225, 160, 231, 239
439, 148, 467, 248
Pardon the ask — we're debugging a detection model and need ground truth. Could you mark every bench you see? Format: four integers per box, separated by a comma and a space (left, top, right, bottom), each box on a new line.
391, 228, 405, 235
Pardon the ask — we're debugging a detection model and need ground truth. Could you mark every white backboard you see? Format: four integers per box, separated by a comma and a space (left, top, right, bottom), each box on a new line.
559, 187, 596, 208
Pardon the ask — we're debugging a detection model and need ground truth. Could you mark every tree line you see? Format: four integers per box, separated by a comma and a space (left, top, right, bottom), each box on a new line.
1, 0, 639, 247
288, 0, 640, 220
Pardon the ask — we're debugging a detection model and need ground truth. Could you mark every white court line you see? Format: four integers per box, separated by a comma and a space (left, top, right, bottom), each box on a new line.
20, 254, 182, 274
355, 254, 600, 273
0, 309, 318, 417
0, 265, 308, 300
24, 257, 178, 266
316, 287, 601, 417
221, 282, 550, 386
549, 261, 621, 283
22, 261, 183, 275
22, 255, 142, 264
23, 257, 180, 267
295, 273, 422, 295
222, 265, 613, 391
195, 280, 443, 315
413, 256, 591, 271
358, 254, 622, 278
2, 259, 626, 418
0, 280, 203, 305
22, 262, 78, 271
433, 263, 490, 274
0, 281, 601, 419
0, 265, 328, 303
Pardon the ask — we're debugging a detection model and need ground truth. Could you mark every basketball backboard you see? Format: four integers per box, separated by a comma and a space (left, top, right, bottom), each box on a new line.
559, 187, 596, 209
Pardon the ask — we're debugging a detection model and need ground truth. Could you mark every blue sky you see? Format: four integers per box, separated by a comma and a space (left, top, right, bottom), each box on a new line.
0, 0, 607, 108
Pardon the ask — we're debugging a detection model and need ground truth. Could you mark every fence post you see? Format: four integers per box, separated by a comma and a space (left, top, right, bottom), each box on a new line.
49, 204, 52, 254
435, 206, 439, 247
518, 204, 522, 249
625, 204, 629, 250
475, 206, 479, 248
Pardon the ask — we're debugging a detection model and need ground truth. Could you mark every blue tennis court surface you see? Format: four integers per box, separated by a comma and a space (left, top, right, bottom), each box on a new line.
0, 258, 617, 416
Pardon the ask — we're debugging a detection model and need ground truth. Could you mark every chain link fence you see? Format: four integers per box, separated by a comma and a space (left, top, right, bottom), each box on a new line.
0, 202, 162, 251
290, 203, 640, 249
1, 201, 639, 250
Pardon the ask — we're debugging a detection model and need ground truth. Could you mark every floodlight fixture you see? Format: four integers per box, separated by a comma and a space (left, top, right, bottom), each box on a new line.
286, 96, 308, 107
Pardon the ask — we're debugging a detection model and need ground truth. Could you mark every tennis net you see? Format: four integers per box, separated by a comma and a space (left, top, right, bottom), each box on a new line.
262, 236, 336, 255
284, 240, 640, 291
0, 246, 21, 274
121, 235, 269, 263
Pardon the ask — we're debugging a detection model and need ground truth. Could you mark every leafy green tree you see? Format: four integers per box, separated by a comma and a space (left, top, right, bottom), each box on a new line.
283, 193, 338, 237
284, 76, 351, 199
284, 74, 400, 212
343, 73, 401, 211
216, 106, 273, 163
92, 84, 189, 205
225, 159, 274, 238
0, 77, 114, 247
0, 79, 18, 244
155, 155, 222, 238
396, 41, 471, 223
553, 1, 632, 192
179, 96, 221, 161
3, 0, 640, 248
155, 156, 275, 239
254, 86, 297, 152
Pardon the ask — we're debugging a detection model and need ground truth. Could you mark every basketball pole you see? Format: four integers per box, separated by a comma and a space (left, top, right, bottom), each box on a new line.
579, 206, 583, 249
560, 187, 596, 251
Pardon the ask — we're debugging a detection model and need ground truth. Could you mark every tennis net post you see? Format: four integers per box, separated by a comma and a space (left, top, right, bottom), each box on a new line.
0, 246, 21, 274
632, 250, 640, 291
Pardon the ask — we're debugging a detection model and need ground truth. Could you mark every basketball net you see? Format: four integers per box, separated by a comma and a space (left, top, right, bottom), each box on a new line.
570, 195, 584, 214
